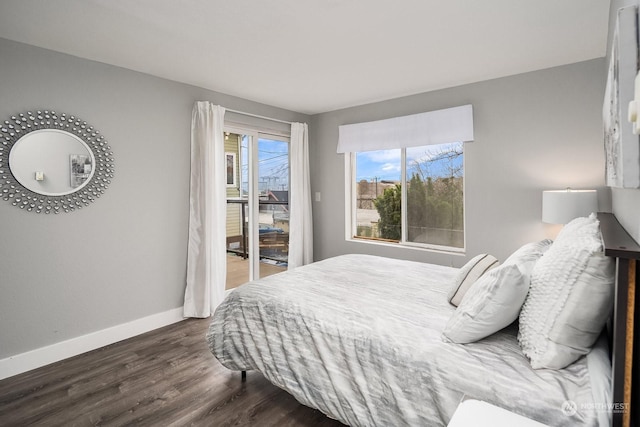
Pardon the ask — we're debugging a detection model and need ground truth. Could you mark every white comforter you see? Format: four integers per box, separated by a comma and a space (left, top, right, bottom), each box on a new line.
207, 254, 610, 426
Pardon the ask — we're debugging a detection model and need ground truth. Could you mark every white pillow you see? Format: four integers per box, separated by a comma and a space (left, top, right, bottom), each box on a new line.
502, 239, 553, 271
442, 263, 528, 344
447, 254, 499, 307
518, 215, 615, 369
554, 214, 597, 241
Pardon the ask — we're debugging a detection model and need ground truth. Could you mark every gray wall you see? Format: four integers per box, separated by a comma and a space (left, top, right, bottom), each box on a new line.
0, 38, 309, 359
1, 23, 620, 361
309, 59, 609, 267
608, 0, 640, 242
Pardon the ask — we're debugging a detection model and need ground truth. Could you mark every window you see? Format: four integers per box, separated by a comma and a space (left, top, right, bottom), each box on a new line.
339, 104, 473, 252
349, 141, 464, 251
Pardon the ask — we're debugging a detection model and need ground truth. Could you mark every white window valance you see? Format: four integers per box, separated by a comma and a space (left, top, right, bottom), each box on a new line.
337, 104, 474, 153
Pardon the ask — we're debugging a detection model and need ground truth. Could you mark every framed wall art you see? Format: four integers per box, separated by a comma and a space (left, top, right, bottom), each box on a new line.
603, 5, 640, 189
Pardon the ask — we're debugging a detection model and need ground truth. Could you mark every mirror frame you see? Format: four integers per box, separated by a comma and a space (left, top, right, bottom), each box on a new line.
0, 110, 114, 213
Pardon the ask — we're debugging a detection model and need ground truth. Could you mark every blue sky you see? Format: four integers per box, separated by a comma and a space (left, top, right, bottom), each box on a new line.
239, 139, 463, 192
241, 137, 290, 193
258, 138, 289, 191
356, 142, 463, 182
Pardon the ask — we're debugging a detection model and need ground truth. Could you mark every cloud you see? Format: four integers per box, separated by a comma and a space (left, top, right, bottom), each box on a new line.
381, 162, 400, 172
359, 149, 400, 163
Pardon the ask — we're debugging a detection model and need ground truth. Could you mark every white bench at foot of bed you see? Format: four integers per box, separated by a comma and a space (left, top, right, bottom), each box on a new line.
447, 400, 550, 427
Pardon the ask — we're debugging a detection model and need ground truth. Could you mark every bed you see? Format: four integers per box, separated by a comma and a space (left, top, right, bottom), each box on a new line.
207, 213, 638, 427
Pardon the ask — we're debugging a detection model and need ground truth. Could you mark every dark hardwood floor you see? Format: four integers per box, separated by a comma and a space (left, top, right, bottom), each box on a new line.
0, 318, 346, 426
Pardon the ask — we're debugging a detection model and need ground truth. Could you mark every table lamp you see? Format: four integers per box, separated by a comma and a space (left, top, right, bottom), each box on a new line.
542, 189, 598, 224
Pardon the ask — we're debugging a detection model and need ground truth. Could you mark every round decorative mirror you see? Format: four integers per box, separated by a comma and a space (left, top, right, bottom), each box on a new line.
0, 110, 114, 213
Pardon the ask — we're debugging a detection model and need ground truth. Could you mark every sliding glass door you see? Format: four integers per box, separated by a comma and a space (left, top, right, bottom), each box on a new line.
224, 127, 290, 289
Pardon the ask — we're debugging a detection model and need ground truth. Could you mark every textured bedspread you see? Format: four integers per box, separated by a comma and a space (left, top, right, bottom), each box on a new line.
207, 254, 609, 426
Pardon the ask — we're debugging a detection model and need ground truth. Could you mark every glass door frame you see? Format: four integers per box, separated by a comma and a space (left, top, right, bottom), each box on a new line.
224, 124, 290, 282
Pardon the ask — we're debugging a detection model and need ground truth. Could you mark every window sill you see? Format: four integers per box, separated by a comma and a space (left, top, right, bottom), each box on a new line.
347, 236, 466, 256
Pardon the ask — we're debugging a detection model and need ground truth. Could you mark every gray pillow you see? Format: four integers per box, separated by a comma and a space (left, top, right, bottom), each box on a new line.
448, 254, 499, 306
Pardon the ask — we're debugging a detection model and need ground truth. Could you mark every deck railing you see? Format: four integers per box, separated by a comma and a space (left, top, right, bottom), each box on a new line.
226, 199, 289, 264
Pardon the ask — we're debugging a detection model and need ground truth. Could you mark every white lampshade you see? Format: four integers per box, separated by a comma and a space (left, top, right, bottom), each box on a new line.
542, 189, 598, 224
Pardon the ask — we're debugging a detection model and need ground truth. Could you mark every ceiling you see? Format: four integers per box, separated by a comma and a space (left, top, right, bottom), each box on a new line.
0, 0, 611, 115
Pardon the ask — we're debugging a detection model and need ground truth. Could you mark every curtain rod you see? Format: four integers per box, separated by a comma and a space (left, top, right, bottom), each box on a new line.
225, 107, 293, 125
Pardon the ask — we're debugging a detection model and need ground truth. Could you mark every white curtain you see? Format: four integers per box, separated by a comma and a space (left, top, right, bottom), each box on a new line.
288, 122, 313, 269
183, 102, 227, 318
337, 104, 474, 153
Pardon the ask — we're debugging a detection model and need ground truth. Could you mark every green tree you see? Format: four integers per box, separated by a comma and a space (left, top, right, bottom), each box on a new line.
373, 184, 401, 240
372, 143, 464, 246
407, 173, 428, 241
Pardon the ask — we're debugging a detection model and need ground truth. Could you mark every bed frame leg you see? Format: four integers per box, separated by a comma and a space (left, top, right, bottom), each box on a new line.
241, 370, 246, 382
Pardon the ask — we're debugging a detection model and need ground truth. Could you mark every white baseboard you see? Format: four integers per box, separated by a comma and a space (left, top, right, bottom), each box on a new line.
0, 307, 185, 381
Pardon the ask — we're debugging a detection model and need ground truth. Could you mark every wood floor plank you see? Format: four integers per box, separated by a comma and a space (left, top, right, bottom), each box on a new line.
0, 318, 345, 426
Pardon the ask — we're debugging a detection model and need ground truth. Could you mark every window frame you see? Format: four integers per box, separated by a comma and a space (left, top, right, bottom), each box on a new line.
344, 144, 466, 254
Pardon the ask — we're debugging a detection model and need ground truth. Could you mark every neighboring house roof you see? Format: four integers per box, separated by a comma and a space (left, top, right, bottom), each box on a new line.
269, 190, 289, 203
